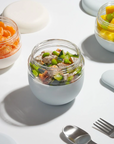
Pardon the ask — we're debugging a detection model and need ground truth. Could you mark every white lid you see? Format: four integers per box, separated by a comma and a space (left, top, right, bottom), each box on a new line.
101, 70, 114, 89
2, 0, 49, 33
82, 0, 111, 16
0, 133, 17, 144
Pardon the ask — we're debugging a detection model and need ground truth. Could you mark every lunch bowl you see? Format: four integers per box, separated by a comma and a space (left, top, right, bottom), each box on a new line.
95, 1, 114, 52
28, 39, 85, 105
0, 16, 21, 69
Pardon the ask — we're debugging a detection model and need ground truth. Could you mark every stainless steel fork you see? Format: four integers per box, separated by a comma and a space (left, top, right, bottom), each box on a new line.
93, 118, 114, 138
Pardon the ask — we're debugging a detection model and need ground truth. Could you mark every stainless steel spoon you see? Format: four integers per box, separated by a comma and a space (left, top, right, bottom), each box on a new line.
63, 125, 97, 144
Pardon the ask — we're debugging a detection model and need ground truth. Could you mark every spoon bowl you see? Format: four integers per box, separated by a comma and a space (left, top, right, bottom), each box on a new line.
63, 125, 96, 144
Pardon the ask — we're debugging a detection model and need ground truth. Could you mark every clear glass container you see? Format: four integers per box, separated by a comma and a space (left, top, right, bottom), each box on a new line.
28, 39, 85, 86
28, 39, 85, 105
0, 16, 21, 59
95, 1, 114, 42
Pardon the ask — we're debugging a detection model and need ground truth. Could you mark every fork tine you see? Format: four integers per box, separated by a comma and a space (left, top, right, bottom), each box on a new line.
100, 118, 114, 128
93, 123, 109, 134
96, 121, 111, 131
98, 119, 113, 130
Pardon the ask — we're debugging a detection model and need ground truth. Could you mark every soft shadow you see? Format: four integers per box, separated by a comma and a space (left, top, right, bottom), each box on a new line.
0, 86, 74, 126
0, 64, 13, 75
79, 0, 93, 17
60, 132, 72, 144
81, 34, 114, 63
100, 79, 114, 92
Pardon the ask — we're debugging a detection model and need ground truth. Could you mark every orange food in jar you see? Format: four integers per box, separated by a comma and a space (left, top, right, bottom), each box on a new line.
0, 21, 20, 59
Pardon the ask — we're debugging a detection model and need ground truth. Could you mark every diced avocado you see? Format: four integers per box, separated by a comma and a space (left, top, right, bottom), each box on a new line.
64, 55, 70, 60
67, 75, 73, 81
65, 81, 70, 85
66, 51, 72, 57
38, 68, 45, 73
59, 50, 65, 56
32, 70, 38, 77
30, 63, 39, 71
54, 73, 63, 81
47, 64, 53, 67
71, 54, 79, 58
75, 66, 82, 74
52, 59, 57, 65
52, 51, 59, 56
64, 59, 71, 64
42, 52, 50, 58
57, 57, 63, 63
59, 50, 65, 59
60, 55, 65, 59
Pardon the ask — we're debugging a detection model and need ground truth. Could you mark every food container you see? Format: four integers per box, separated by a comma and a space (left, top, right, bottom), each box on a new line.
0, 16, 21, 69
28, 39, 85, 105
95, 1, 114, 52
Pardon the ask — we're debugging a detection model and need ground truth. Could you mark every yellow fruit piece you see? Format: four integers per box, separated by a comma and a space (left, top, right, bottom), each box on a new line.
101, 14, 107, 20
99, 29, 114, 41
107, 33, 114, 41
106, 5, 114, 14
110, 18, 114, 24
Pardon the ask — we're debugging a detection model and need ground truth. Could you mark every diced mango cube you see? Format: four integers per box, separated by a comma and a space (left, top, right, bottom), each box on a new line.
106, 5, 114, 14
101, 14, 107, 20
110, 18, 114, 24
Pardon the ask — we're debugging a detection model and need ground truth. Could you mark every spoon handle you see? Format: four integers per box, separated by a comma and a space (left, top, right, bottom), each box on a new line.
88, 140, 97, 144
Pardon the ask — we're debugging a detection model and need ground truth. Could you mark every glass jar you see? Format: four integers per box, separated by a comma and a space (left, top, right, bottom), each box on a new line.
28, 39, 84, 86
28, 39, 85, 105
0, 16, 21, 68
95, 1, 114, 52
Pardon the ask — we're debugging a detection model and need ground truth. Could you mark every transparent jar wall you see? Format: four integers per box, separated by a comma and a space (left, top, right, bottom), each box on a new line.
28, 39, 85, 86
0, 16, 21, 59
95, 2, 114, 42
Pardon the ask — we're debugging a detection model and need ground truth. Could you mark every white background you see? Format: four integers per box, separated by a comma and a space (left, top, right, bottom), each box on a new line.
0, 0, 114, 144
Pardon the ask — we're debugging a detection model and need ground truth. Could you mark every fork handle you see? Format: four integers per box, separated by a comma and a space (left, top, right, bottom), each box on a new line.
88, 140, 97, 144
